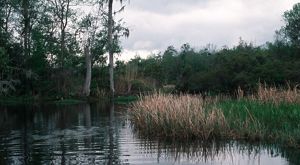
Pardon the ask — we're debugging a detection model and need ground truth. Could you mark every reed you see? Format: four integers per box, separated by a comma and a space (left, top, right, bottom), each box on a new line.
130, 87, 300, 147
251, 83, 300, 104
131, 93, 227, 140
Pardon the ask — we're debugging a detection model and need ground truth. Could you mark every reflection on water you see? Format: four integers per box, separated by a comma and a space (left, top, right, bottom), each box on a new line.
0, 103, 299, 165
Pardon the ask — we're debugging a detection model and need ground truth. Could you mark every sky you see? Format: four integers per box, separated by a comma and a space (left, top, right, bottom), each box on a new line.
115, 0, 299, 61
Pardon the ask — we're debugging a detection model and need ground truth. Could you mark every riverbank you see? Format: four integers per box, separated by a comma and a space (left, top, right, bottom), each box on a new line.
0, 95, 138, 105
130, 86, 300, 147
0, 96, 89, 105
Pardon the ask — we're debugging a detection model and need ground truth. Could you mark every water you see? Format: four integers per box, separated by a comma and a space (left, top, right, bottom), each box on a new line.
0, 103, 299, 165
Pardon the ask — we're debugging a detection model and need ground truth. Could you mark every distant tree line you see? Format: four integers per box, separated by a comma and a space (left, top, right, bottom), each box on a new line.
120, 39, 299, 95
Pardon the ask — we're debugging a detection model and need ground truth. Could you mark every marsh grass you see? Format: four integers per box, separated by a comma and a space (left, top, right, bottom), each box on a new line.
131, 93, 227, 140
130, 86, 300, 147
249, 83, 300, 104
218, 100, 300, 145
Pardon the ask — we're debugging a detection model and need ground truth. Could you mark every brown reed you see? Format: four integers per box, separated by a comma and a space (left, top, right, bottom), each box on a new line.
130, 93, 228, 140
248, 83, 300, 104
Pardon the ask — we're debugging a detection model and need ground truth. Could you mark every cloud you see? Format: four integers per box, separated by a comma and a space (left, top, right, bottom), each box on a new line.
116, 0, 299, 59
115, 49, 159, 62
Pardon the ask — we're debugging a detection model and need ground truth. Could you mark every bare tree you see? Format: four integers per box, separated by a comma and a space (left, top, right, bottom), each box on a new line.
107, 0, 114, 96
83, 42, 92, 96
106, 0, 127, 97
22, 0, 30, 57
78, 5, 104, 97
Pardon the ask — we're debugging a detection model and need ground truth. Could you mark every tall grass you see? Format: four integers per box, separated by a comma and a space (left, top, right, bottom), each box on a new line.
250, 83, 300, 104
131, 93, 227, 139
130, 86, 300, 147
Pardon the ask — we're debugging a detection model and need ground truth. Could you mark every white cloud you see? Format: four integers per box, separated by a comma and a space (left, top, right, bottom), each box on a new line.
116, 0, 299, 60
115, 49, 159, 62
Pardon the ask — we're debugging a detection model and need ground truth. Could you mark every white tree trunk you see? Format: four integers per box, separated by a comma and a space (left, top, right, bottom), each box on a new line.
108, 0, 115, 97
83, 45, 92, 96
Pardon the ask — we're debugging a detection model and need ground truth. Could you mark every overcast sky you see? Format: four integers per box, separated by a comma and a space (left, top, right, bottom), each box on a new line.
115, 0, 299, 61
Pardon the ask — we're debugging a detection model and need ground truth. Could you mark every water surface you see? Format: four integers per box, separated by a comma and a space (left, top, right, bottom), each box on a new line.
0, 103, 299, 164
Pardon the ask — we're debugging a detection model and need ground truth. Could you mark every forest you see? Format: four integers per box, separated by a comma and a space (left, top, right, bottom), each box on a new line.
1, 1, 300, 101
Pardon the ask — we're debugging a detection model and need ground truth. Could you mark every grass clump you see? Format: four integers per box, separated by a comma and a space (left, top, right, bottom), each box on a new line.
131, 93, 227, 140
218, 100, 300, 145
130, 85, 300, 147
250, 83, 300, 104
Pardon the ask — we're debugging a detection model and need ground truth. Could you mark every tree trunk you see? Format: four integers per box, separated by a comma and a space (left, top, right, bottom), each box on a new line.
4, 4, 12, 33
22, 0, 30, 57
60, 18, 65, 69
59, 0, 70, 95
108, 0, 115, 97
127, 82, 132, 94
83, 45, 92, 97
60, 27, 66, 94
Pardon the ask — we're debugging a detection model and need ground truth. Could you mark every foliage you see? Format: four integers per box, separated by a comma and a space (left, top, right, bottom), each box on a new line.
282, 3, 300, 48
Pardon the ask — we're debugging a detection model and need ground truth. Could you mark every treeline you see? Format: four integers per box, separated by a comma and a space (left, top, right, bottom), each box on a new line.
1, 1, 300, 98
120, 40, 300, 95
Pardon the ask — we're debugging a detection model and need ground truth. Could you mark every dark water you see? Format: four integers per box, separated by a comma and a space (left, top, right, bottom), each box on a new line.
0, 103, 299, 165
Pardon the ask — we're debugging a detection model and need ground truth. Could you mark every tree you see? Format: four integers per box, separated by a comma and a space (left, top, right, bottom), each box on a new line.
83, 41, 92, 96
0, 0, 13, 33
283, 3, 300, 48
0, 0, 13, 45
162, 46, 178, 84
48, 0, 72, 68
21, 0, 30, 57
107, 0, 114, 96
124, 62, 138, 94
78, 13, 102, 97
47, 0, 79, 95
105, 0, 127, 97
